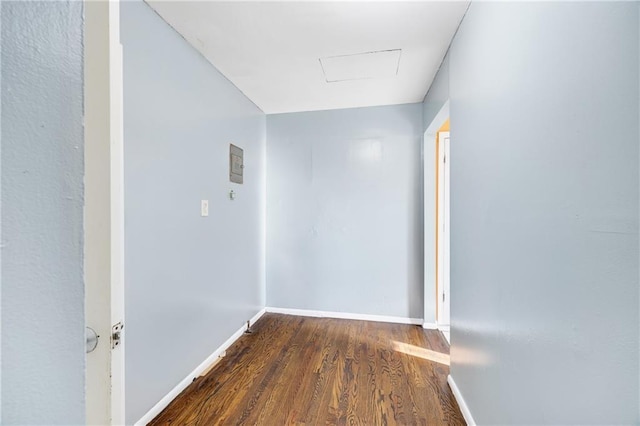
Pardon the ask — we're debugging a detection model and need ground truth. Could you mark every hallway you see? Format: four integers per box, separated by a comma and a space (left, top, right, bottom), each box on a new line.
1, 1, 638, 424
150, 314, 464, 425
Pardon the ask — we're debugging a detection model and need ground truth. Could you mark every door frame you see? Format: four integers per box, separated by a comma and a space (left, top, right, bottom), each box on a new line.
423, 101, 450, 335
84, 0, 125, 423
437, 131, 450, 337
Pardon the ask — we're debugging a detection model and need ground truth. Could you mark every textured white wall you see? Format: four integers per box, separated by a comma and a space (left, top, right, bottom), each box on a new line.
1, 1, 85, 423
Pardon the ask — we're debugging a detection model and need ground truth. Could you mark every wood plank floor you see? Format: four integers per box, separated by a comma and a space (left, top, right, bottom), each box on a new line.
150, 314, 465, 426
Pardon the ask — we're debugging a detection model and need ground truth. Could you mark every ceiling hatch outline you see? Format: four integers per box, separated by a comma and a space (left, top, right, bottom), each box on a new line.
319, 49, 402, 83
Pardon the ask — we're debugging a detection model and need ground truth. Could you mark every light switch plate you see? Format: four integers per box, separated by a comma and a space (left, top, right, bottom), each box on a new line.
201, 200, 209, 217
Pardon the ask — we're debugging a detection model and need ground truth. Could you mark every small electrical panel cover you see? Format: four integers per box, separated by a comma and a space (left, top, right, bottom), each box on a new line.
229, 144, 244, 184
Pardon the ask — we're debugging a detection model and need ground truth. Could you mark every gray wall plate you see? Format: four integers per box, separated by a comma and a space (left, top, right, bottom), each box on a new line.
230, 144, 244, 184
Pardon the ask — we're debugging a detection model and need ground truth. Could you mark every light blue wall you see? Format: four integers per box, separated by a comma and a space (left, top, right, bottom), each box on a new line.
121, 2, 266, 423
422, 2, 639, 424
421, 54, 450, 324
266, 104, 423, 319
422, 54, 449, 133
1, 1, 85, 424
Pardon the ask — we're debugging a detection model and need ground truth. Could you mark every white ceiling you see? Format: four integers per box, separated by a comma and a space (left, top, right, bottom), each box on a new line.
146, 1, 469, 114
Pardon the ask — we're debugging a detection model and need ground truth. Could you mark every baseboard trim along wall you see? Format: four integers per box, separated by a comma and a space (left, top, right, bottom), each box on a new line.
266, 307, 423, 325
135, 307, 421, 424
447, 375, 476, 426
135, 308, 266, 426
422, 322, 438, 329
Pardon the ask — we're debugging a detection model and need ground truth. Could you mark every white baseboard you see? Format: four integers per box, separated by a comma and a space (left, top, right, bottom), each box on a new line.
134, 308, 266, 426
422, 322, 438, 329
447, 375, 476, 426
265, 307, 423, 325
438, 324, 451, 344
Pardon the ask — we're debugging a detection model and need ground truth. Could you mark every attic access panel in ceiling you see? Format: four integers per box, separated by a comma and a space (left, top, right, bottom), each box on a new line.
146, 1, 472, 113
319, 49, 402, 83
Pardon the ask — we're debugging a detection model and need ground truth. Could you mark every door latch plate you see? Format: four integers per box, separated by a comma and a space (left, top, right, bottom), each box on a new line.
111, 322, 123, 349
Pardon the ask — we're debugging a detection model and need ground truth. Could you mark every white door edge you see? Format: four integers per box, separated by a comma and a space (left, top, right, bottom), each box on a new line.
437, 131, 451, 328
85, 1, 125, 424
109, 1, 125, 423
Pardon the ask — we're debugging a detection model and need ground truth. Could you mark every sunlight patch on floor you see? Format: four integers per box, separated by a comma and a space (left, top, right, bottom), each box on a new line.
391, 341, 450, 365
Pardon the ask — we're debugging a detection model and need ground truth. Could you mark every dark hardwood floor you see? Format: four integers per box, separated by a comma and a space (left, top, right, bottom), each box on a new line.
150, 313, 465, 425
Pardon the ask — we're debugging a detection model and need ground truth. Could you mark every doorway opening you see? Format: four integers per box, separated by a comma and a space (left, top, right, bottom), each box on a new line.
423, 101, 450, 344
436, 124, 450, 343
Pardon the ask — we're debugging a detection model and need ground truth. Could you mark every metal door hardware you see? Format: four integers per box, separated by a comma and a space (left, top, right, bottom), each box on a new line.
86, 327, 99, 353
111, 322, 123, 349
